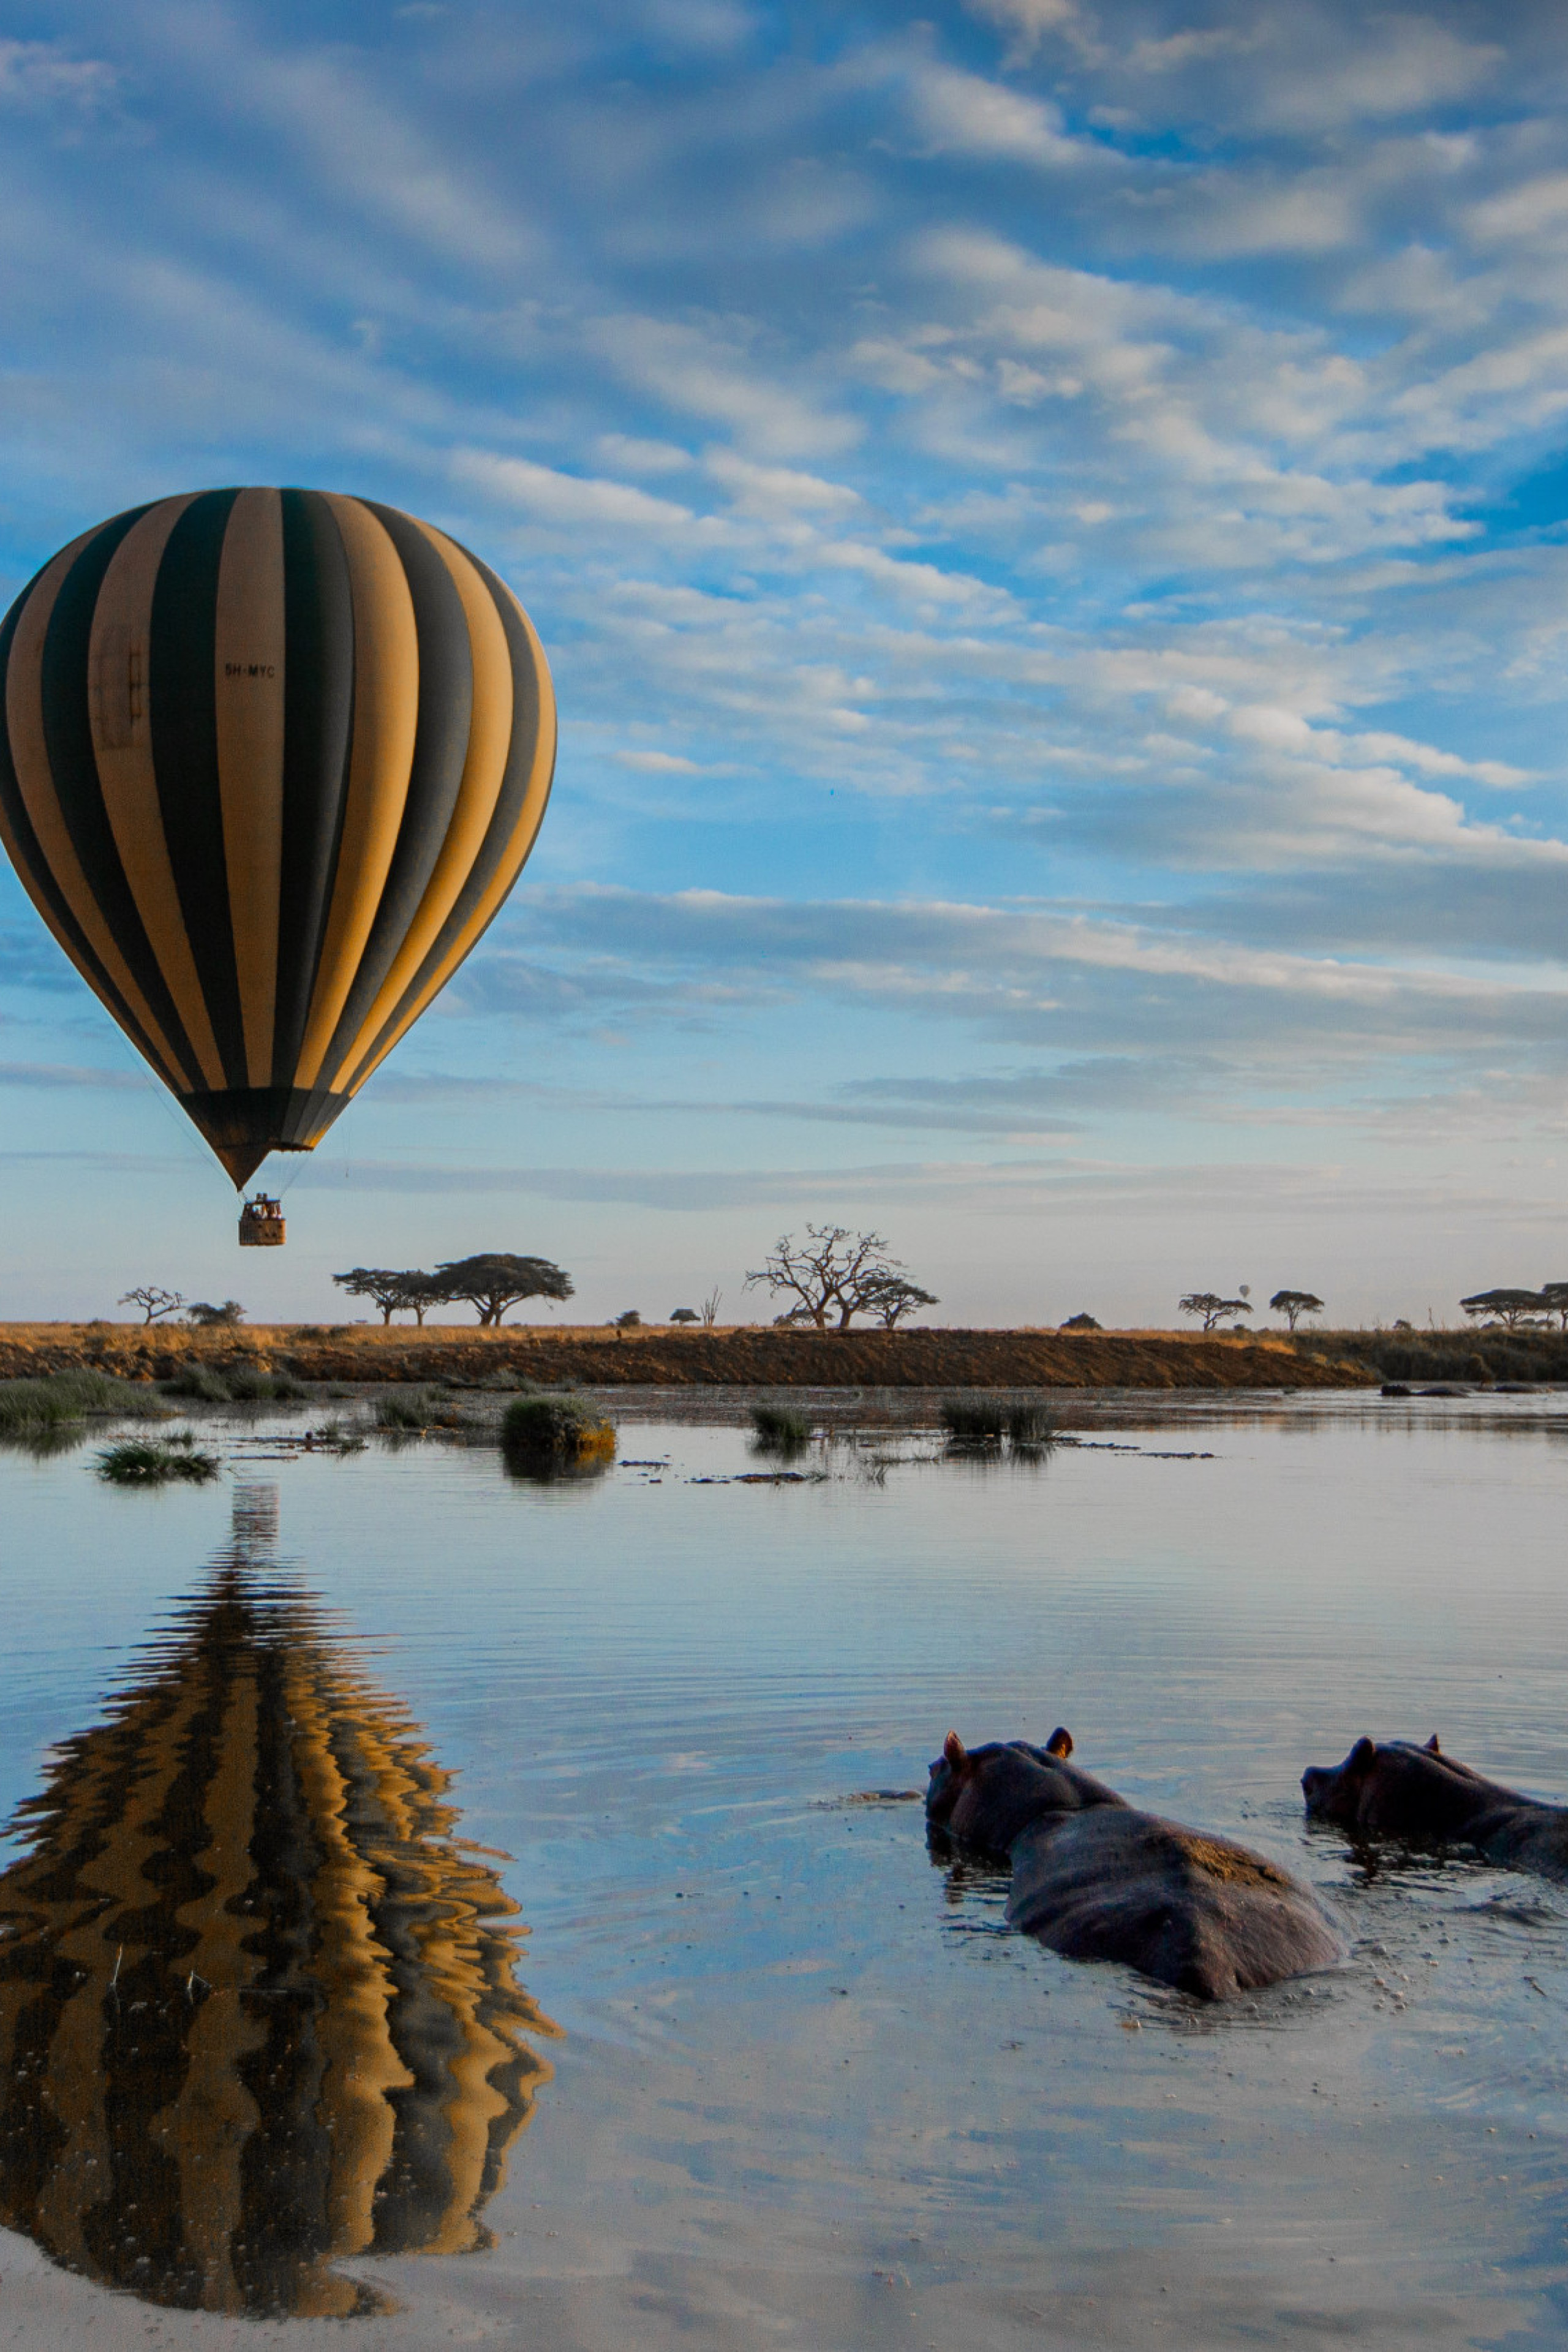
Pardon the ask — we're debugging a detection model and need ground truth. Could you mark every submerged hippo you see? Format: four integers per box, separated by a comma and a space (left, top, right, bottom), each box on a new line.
1303, 1735, 1568, 1878
930, 1732, 1343, 2002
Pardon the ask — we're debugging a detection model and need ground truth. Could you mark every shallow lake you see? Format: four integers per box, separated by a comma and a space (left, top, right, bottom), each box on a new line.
1, 1391, 1567, 2348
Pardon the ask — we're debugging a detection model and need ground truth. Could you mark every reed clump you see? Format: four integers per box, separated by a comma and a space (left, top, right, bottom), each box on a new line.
0, 1372, 170, 1440
226, 1367, 310, 1403
500, 1394, 616, 1468
751, 1403, 812, 1450
160, 1363, 233, 1403
96, 1433, 221, 1485
374, 1387, 450, 1431
940, 1395, 1006, 1444
940, 1394, 1057, 1452
1006, 1401, 1058, 1448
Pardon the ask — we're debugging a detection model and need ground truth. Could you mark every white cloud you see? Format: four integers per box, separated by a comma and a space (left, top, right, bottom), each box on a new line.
595, 432, 695, 473
962, 0, 1086, 64
1466, 171, 1568, 245
590, 314, 859, 458
905, 60, 1082, 165
613, 748, 703, 772
453, 448, 696, 529
0, 39, 116, 110
704, 448, 861, 514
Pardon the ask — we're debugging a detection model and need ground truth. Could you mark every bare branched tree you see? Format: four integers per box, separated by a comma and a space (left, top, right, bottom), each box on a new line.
699, 1288, 722, 1329
119, 1286, 185, 1325
745, 1226, 924, 1331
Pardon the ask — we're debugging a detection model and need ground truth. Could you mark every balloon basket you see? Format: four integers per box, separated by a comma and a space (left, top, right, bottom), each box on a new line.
239, 1194, 285, 1247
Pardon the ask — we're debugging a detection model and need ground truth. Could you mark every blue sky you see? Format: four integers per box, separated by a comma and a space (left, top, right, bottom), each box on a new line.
2, 0, 1568, 1327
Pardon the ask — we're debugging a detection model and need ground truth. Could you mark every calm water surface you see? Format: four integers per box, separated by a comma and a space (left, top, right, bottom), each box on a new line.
0, 1393, 1565, 2348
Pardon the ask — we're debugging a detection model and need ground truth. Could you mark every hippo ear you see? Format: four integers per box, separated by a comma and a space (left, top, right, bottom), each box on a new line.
1044, 1727, 1073, 1759
943, 1731, 967, 1771
1348, 1736, 1377, 1773
1424, 1733, 1441, 1754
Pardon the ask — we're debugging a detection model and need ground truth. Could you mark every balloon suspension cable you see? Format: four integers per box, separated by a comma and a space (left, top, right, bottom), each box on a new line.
100, 1020, 221, 1180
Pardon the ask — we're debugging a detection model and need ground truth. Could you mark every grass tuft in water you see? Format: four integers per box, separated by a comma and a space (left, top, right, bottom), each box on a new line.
374, 1387, 444, 1431
500, 1393, 616, 1469
96, 1433, 221, 1485
160, 1363, 233, 1403
0, 1372, 170, 1441
751, 1403, 812, 1450
226, 1368, 310, 1403
940, 1395, 1006, 1444
1006, 1401, 1058, 1449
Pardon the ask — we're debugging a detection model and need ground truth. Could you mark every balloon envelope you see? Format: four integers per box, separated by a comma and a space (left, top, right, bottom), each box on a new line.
0, 489, 556, 1183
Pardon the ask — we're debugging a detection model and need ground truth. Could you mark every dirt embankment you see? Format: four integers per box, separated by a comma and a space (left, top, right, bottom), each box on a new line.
0, 1322, 1373, 1390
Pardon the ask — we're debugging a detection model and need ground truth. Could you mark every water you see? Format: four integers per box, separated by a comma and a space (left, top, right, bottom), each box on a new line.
0, 1393, 1566, 2346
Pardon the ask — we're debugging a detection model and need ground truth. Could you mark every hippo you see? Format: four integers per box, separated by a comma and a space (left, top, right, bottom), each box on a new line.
930, 1731, 1344, 2002
1303, 1734, 1568, 1878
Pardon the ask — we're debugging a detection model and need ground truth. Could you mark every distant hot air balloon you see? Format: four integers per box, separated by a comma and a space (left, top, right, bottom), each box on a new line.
0, 489, 556, 1231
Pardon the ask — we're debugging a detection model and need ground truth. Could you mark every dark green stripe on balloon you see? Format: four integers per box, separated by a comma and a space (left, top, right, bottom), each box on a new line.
149, 488, 247, 1090
273, 490, 355, 1093
0, 575, 176, 1088
38, 510, 206, 1093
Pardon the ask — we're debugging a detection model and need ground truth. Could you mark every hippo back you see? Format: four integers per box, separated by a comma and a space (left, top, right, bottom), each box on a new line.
1008, 1809, 1344, 2001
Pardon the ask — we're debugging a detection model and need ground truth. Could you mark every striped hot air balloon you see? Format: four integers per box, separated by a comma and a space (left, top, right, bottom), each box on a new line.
0, 488, 556, 1197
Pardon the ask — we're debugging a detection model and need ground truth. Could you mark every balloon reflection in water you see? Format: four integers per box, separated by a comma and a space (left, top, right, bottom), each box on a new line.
0, 1488, 556, 2316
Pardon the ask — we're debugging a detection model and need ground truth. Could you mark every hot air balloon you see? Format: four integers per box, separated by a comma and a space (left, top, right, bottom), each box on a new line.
0, 489, 556, 1237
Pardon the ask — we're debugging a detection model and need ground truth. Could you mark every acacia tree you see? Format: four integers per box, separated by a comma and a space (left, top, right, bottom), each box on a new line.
745, 1226, 921, 1330
1270, 1289, 1324, 1331
861, 1273, 939, 1329
434, 1253, 574, 1326
1460, 1288, 1548, 1330
1179, 1292, 1251, 1335
1539, 1283, 1568, 1332
398, 1273, 450, 1327
333, 1268, 428, 1325
119, 1286, 184, 1325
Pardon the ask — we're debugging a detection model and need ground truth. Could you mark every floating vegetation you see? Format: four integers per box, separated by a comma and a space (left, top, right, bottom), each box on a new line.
96, 1433, 222, 1486
751, 1403, 812, 1450
500, 1393, 616, 1470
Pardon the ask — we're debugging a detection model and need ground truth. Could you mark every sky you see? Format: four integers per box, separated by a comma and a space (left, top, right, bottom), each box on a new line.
2, 0, 1567, 1329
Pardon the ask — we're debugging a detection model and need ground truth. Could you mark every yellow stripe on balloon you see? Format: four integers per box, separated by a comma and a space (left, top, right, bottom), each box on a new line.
292, 495, 420, 1091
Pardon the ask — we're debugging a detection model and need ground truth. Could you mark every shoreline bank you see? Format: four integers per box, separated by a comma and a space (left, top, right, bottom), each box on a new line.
0, 1322, 1372, 1390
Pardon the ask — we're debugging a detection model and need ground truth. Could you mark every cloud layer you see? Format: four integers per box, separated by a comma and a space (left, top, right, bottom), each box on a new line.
2, 0, 1567, 1318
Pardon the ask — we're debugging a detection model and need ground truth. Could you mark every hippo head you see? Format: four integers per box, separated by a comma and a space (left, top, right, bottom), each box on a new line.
1302, 1733, 1496, 1838
925, 1727, 1072, 1832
